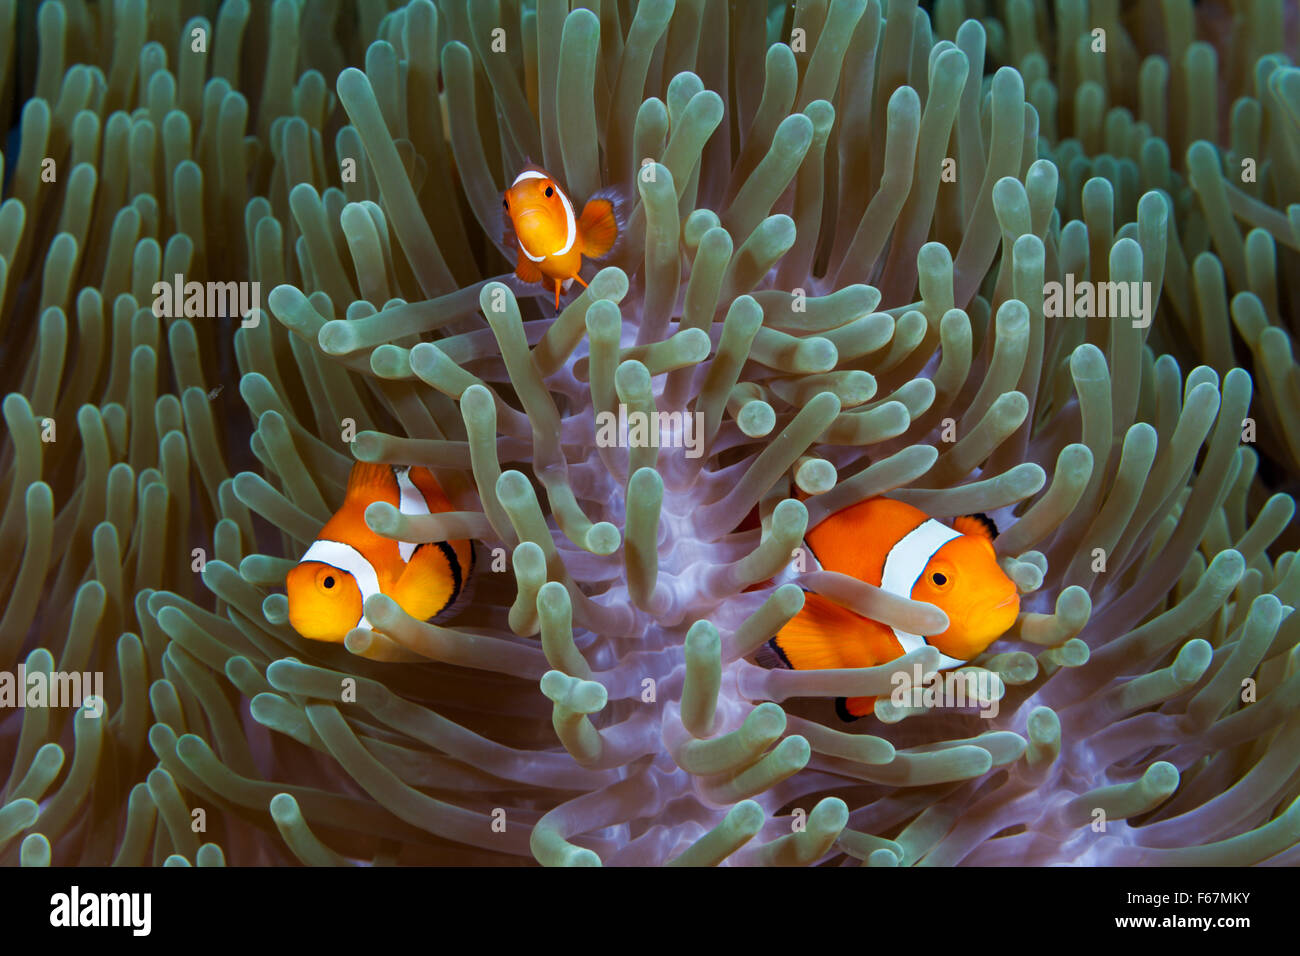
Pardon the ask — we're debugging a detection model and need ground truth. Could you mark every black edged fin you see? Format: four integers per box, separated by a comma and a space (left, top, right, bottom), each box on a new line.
967, 512, 999, 538
582, 185, 631, 260
431, 541, 477, 623
406, 540, 463, 621
753, 640, 788, 670
433, 541, 463, 609
835, 697, 864, 723
766, 637, 794, 669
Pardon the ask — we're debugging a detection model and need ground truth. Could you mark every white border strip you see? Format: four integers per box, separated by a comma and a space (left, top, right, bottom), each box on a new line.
394, 467, 430, 563
554, 189, 577, 256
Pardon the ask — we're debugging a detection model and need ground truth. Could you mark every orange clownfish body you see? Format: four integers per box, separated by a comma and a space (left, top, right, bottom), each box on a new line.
764, 497, 1020, 721
502, 166, 622, 309
286, 462, 474, 643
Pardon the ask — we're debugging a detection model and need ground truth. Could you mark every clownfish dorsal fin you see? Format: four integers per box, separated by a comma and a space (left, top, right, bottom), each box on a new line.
953, 512, 998, 540
345, 462, 399, 501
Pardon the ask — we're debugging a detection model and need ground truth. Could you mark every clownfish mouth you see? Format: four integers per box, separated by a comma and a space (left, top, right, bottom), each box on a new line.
968, 591, 1019, 628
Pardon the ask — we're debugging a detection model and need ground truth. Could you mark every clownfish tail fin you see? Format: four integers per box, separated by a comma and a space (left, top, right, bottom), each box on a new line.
579, 186, 628, 259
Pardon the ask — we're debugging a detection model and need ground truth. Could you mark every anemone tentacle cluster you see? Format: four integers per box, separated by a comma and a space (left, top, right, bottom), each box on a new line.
1, 0, 1299, 867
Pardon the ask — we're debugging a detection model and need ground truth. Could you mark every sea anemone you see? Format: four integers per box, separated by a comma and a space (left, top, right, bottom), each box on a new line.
2, 0, 1299, 867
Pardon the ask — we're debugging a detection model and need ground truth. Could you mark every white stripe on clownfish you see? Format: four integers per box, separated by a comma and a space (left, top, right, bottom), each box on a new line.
553, 188, 577, 256
518, 234, 547, 262
393, 466, 432, 562
880, 519, 965, 668
299, 539, 381, 630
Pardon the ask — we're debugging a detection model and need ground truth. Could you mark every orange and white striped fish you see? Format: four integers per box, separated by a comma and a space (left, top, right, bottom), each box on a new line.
286, 462, 474, 643
502, 165, 623, 309
762, 497, 1020, 721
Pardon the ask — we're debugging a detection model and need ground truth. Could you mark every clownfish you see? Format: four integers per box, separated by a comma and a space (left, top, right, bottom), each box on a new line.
760, 497, 1020, 721
502, 166, 623, 309
286, 462, 474, 643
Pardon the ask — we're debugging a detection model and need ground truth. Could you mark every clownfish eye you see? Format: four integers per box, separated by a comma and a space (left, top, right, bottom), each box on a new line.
930, 572, 948, 586
502, 198, 508, 208
545, 185, 554, 197
323, 575, 335, 589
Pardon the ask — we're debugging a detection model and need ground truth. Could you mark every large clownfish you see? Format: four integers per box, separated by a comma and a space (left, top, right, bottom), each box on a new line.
286, 462, 474, 643
760, 497, 1020, 721
502, 166, 623, 309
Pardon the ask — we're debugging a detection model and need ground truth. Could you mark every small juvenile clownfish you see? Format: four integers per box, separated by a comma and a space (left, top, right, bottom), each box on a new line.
286, 462, 474, 643
502, 166, 623, 309
760, 497, 1020, 721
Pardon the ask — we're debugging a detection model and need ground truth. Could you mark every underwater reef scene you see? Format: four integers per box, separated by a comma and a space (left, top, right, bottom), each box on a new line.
1, 0, 1300, 870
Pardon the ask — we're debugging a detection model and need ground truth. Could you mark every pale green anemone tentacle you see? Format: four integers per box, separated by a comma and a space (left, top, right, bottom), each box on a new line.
3, 0, 1299, 872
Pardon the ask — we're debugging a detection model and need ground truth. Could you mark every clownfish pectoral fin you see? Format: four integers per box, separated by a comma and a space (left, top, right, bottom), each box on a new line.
769, 592, 899, 671
953, 512, 998, 539
515, 247, 544, 284
578, 198, 618, 258
578, 188, 625, 259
